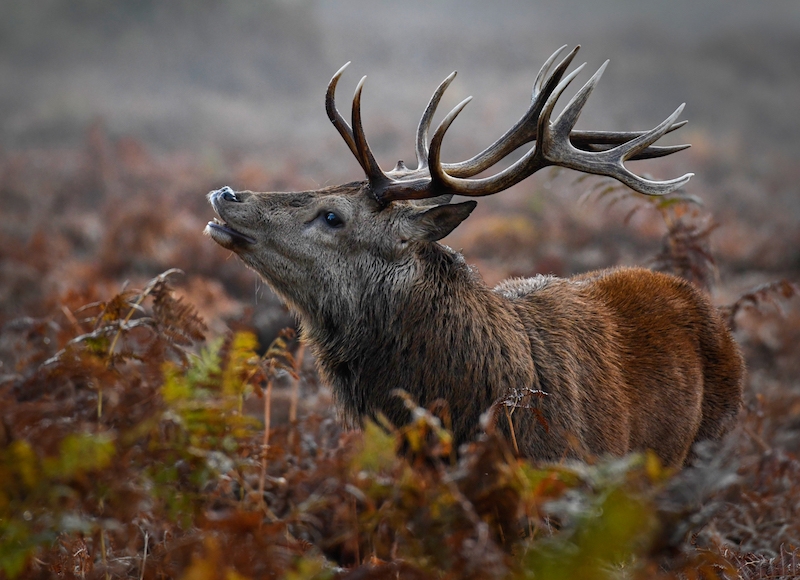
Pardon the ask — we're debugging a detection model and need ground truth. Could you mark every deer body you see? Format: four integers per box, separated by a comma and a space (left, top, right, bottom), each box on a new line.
205, 47, 744, 467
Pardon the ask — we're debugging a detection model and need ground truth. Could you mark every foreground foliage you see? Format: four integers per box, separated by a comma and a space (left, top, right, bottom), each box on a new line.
0, 268, 797, 579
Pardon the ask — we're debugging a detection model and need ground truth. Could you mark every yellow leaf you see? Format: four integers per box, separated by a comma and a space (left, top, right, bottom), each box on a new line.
351, 420, 396, 473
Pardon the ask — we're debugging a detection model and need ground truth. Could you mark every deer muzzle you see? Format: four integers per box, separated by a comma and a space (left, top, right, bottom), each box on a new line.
205, 186, 257, 248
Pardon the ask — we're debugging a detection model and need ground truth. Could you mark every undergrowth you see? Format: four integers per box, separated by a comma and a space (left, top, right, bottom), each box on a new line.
1, 267, 797, 579
0, 268, 729, 578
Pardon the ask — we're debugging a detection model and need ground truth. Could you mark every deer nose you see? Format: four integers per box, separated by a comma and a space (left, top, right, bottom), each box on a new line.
215, 186, 239, 202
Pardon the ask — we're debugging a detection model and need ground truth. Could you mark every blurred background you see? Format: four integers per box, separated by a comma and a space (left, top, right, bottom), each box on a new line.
3, 0, 800, 156
1, 0, 799, 333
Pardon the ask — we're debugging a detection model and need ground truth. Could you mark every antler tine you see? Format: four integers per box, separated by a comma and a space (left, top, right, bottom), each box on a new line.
590, 104, 695, 194
442, 45, 581, 178
538, 66, 693, 195
421, 64, 587, 197
533, 44, 570, 96
571, 120, 689, 160
376, 97, 475, 202
610, 104, 688, 160
351, 76, 390, 187
413, 72, 457, 172
572, 120, 687, 146
325, 62, 360, 161
579, 142, 691, 160
550, 60, 608, 140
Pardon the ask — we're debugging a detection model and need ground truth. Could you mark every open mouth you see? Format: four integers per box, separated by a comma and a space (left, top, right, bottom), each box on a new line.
206, 218, 256, 246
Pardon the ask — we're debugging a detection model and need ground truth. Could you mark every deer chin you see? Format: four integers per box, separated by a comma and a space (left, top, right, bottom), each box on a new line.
205, 219, 257, 249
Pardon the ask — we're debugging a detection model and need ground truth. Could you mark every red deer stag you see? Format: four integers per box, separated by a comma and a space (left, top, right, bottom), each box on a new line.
206, 46, 744, 468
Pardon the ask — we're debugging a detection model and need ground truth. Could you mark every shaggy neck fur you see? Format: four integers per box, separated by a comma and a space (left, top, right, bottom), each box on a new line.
302, 242, 536, 446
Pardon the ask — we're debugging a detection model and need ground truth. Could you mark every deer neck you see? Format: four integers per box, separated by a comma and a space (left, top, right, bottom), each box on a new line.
300, 243, 532, 433
301, 243, 483, 364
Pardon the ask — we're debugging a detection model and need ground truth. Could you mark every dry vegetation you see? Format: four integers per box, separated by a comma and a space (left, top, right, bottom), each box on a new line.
1, 114, 799, 580
2, 2, 800, 577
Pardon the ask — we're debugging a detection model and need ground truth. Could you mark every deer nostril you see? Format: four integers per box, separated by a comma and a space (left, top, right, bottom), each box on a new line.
217, 186, 239, 202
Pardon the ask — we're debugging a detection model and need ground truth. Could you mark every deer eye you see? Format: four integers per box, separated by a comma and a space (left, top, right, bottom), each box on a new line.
323, 211, 344, 228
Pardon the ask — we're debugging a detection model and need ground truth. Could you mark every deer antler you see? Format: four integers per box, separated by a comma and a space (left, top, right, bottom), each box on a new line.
326, 46, 693, 204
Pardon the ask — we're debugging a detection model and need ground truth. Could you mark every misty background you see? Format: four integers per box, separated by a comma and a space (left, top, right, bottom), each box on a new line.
1, 0, 799, 282
2, 1, 799, 155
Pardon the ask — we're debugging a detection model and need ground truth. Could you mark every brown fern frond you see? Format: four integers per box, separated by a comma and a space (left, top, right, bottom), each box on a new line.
94, 289, 138, 328
580, 181, 716, 289
650, 212, 719, 292
721, 280, 799, 331
40, 318, 154, 368
720, 545, 800, 580
151, 278, 208, 347
261, 327, 298, 378
623, 189, 705, 226
35, 269, 207, 375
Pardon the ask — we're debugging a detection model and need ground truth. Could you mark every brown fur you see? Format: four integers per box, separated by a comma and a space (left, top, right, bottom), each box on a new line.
206, 183, 744, 468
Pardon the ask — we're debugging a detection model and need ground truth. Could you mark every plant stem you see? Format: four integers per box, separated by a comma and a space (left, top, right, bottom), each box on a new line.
258, 380, 273, 506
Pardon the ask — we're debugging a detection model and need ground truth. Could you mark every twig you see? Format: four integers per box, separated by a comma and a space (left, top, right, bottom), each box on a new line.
100, 529, 110, 580
258, 379, 273, 507
504, 406, 520, 455
289, 342, 305, 424
352, 495, 360, 565
100, 269, 183, 418
60, 304, 81, 329
139, 531, 148, 580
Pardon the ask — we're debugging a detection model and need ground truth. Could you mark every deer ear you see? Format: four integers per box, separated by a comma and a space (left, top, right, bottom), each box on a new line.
406, 200, 477, 242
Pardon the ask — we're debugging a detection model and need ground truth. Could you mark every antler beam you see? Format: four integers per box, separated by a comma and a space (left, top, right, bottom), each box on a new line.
326, 46, 693, 204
